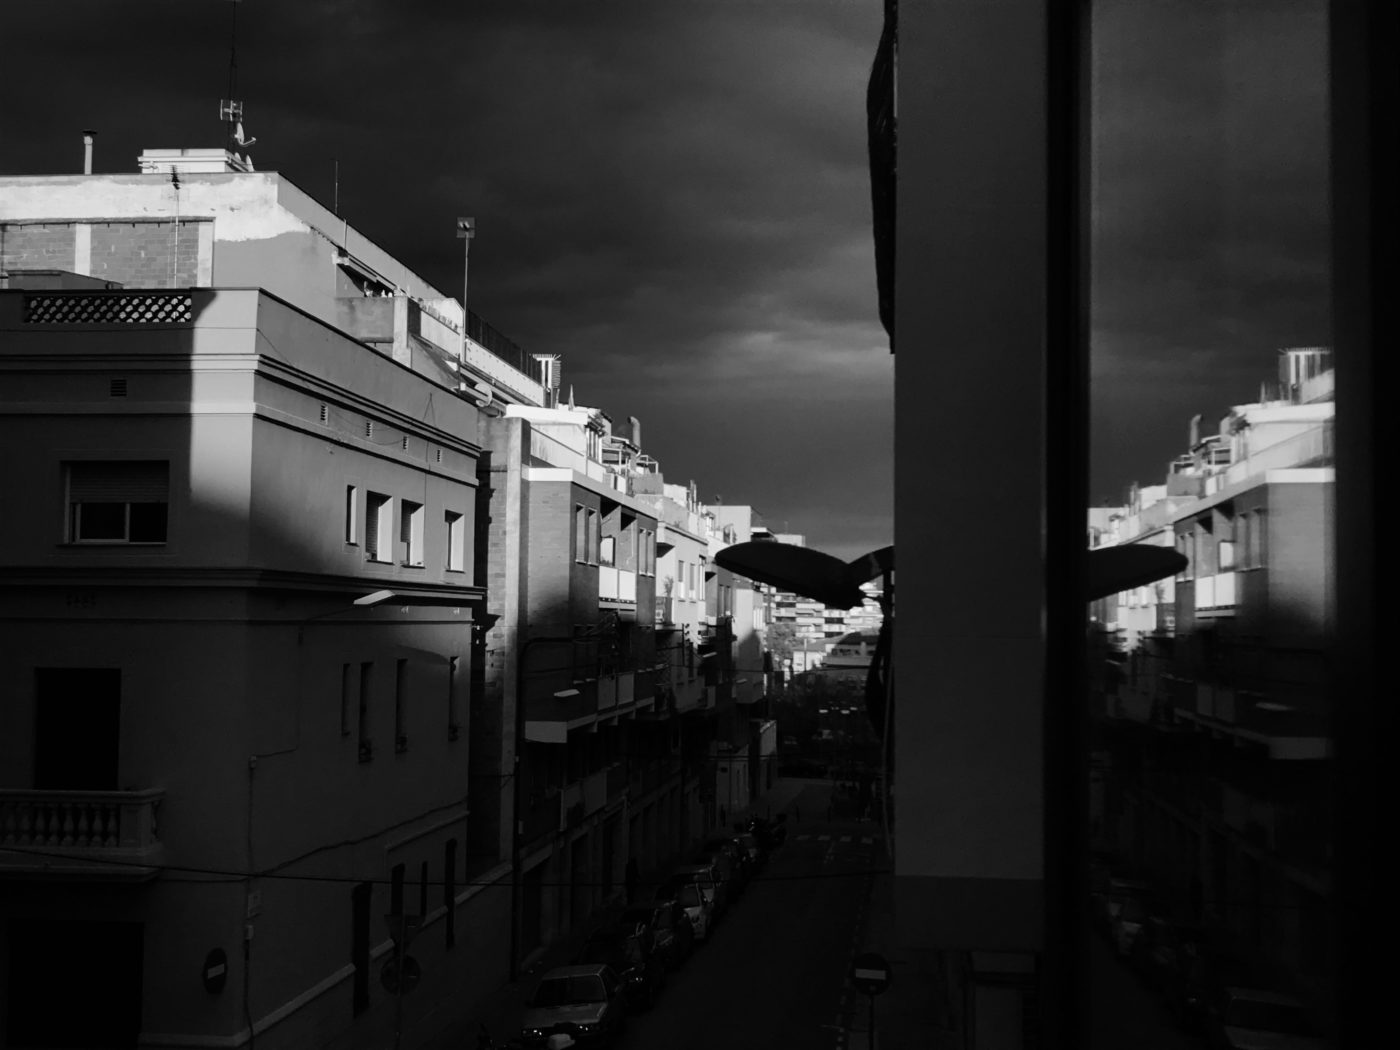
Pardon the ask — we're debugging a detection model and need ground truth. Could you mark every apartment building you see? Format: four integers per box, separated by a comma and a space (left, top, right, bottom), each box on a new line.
470, 401, 663, 972
1093, 349, 1335, 1014
0, 283, 497, 1048
0, 149, 544, 1049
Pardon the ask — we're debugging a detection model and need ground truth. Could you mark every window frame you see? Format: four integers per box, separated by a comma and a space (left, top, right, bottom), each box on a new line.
400, 499, 425, 567
365, 492, 393, 563
65, 460, 171, 545
445, 510, 465, 572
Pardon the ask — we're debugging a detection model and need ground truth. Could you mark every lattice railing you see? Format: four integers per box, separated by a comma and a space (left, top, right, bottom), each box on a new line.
24, 292, 194, 325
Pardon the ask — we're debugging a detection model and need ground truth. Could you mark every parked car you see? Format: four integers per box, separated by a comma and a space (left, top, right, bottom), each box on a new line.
695, 837, 748, 897
1171, 944, 1257, 1034
735, 831, 764, 870
1127, 917, 1206, 994
655, 870, 716, 942
1200, 986, 1326, 1050
1109, 892, 1154, 957
747, 814, 787, 851
573, 928, 665, 1011
519, 964, 627, 1048
1090, 875, 1152, 939
615, 898, 695, 970
674, 860, 728, 923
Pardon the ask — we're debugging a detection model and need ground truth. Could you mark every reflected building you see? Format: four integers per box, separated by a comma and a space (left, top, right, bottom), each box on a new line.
1090, 348, 1335, 1019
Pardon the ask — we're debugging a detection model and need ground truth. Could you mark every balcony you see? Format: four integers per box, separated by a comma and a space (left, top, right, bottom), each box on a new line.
656, 595, 678, 627
599, 569, 637, 621
520, 790, 561, 846
525, 681, 599, 743
607, 762, 629, 802
0, 789, 165, 880
582, 768, 608, 815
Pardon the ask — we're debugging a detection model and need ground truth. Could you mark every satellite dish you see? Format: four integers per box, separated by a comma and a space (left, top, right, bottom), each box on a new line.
714, 541, 866, 609
1087, 545, 1186, 600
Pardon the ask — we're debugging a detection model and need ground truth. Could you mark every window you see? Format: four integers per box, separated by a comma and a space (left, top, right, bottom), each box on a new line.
345, 485, 358, 544
444, 839, 457, 948
677, 559, 687, 599
358, 662, 373, 761
365, 492, 391, 561
400, 500, 424, 566
588, 508, 600, 564
340, 663, 352, 736
1218, 540, 1236, 571
600, 535, 616, 567
390, 863, 405, 916
446, 511, 465, 572
575, 505, 587, 563
66, 461, 169, 543
447, 656, 460, 739
395, 658, 408, 752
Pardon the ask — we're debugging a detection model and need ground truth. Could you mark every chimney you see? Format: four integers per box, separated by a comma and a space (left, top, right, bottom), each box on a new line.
628, 415, 641, 449
82, 130, 96, 174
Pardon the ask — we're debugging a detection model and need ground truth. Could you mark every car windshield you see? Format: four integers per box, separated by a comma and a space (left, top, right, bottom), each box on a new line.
1118, 898, 1148, 923
672, 883, 701, 907
533, 975, 607, 1006
620, 909, 654, 930
1224, 999, 1316, 1035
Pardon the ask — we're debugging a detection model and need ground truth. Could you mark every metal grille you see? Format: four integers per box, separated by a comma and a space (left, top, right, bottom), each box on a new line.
24, 293, 194, 325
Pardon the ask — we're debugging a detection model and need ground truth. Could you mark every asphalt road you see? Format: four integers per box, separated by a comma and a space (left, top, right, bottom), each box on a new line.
616, 783, 878, 1050
1089, 923, 1204, 1050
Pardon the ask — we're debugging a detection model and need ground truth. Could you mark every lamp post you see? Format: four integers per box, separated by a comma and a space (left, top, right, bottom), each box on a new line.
456, 216, 475, 358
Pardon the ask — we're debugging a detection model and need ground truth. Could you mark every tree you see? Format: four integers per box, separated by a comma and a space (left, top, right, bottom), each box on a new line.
764, 622, 799, 666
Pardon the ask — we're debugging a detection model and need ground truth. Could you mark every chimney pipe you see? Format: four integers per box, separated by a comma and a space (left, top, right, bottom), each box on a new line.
82, 130, 96, 174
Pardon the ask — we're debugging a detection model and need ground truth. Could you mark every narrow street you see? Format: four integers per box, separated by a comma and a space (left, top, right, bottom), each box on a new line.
616, 783, 878, 1050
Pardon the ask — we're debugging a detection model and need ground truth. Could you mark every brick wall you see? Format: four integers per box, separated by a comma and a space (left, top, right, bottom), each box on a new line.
1, 221, 202, 287
91, 222, 200, 288
0, 223, 76, 272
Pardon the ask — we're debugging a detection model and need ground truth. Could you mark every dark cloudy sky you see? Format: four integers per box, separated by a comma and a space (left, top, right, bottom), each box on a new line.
2, 2, 1330, 550
1090, 0, 1331, 505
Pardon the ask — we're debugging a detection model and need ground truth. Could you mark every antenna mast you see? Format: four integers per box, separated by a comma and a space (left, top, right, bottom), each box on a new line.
218, 2, 256, 169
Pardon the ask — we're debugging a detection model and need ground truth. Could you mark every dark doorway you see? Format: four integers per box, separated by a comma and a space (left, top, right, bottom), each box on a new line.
601, 819, 616, 896
33, 668, 121, 790
352, 882, 371, 1015
6, 918, 142, 1047
522, 862, 544, 954
570, 837, 589, 930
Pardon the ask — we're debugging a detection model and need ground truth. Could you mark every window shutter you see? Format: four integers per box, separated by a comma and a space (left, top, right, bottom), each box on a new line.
69, 461, 168, 501
366, 501, 381, 552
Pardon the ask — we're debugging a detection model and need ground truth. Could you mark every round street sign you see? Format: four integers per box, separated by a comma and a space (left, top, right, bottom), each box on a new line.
381, 955, 422, 994
850, 951, 891, 996
202, 948, 228, 994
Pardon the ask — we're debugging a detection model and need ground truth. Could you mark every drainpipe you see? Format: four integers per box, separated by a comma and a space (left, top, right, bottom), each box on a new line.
82, 130, 95, 174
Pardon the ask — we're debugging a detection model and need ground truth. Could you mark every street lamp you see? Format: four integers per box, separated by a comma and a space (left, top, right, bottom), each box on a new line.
456, 216, 475, 359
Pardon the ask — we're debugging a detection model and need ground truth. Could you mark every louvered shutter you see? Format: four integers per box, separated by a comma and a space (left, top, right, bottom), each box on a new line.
69, 461, 168, 501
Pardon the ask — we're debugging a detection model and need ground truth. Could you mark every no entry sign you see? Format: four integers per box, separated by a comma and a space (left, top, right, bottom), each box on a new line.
850, 951, 891, 996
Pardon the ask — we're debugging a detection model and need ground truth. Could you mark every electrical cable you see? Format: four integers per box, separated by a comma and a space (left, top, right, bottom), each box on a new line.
0, 842, 1326, 912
